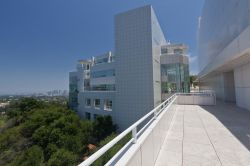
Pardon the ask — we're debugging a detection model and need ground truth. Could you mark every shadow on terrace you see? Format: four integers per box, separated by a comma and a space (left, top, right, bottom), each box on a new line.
201, 101, 250, 151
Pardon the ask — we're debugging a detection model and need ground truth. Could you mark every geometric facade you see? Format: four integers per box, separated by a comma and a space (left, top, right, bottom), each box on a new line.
69, 5, 190, 130
198, 0, 250, 111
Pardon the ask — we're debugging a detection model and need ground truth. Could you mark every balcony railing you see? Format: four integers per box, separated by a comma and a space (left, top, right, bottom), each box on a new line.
79, 94, 177, 166
79, 92, 216, 166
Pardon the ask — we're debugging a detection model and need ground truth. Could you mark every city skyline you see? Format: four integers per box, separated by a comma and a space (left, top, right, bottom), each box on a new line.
0, 0, 204, 94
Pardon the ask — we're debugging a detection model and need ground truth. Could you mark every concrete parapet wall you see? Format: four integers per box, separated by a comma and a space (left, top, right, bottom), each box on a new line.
176, 94, 216, 105
115, 104, 176, 166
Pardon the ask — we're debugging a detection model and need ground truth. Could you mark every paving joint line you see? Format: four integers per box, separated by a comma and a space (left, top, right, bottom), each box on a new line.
181, 106, 185, 166
154, 105, 179, 165
196, 106, 223, 166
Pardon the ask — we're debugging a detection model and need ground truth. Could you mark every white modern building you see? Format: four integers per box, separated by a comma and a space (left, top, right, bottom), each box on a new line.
114, 5, 165, 130
69, 5, 189, 130
161, 43, 189, 100
198, 0, 250, 111
78, 3, 250, 166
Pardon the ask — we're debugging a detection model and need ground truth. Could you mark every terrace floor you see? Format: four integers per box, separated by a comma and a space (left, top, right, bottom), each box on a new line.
155, 102, 250, 166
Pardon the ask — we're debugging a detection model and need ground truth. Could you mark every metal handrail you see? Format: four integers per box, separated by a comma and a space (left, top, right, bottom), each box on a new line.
78, 94, 177, 166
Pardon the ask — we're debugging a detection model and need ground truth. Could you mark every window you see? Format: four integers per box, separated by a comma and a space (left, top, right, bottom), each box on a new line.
85, 99, 91, 107
91, 84, 116, 91
174, 49, 183, 54
94, 114, 99, 119
104, 100, 112, 111
94, 57, 109, 65
86, 64, 90, 70
110, 56, 115, 62
69, 84, 78, 92
161, 48, 168, 54
91, 69, 115, 78
85, 112, 91, 120
84, 80, 90, 88
94, 99, 101, 109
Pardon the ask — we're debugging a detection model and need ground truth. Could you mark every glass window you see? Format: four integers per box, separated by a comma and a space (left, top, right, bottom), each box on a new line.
91, 69, 115, 78
85, 112, 91, 120
69, 84, 78, 92
167, 69, 177, 82
94, 56, 109, 65
174, 49, 183, 54
94, 99, 100, 109
161, 47, 168, 54
91, 84, 115, 91
94, 114, 99, 119
110, 56, 115, 62
85, 99, 91, 107
86, 64, 90, 70
161, 63, 189, 94
84, 80, 90, 86
104, 100, 112, 111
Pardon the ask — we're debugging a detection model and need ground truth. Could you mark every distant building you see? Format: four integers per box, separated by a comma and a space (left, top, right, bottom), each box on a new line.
0, 102, 9, 109
198, 0, 250, 111
69, 59, 91, 111
161, 43, 190, 100
77, 52, 115, 121
69, 5, 189, 130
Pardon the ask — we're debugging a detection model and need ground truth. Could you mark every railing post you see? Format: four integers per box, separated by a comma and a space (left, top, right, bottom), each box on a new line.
132, 127, 137, 143
154, 109, 157, 120
214, 93, 216, 105
77, 94, 177, 166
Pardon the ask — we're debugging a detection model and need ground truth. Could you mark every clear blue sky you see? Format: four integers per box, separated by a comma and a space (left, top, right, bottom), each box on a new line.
0, 0, 204, 94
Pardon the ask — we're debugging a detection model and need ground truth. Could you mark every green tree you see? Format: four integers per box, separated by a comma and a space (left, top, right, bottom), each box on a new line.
44, 144, 58, 161
7, 98, 45, 125
47, 149, 77, 166
0, 127, 21, 152
80, 120, 93, 145
1, 97, 119, 166
18, 98, 44, 112
10, 145, 44, 166
32, 126, 53, 148
92, 116, 117, 141
92, 133, 131, 166
190, 75, 198, 87
7, 98, 44, 116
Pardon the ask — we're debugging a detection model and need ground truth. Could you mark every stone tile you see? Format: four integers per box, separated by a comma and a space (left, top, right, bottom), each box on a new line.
216, 149, 243, 166
184, 121, 204, 128
235, 149, 250, 166
155, 103, 250, 166
171, 122, 183, 132
162, 139, 182, 153
206, 127, 233, 137
183, 153, 221, 166
211, 134, 246, 151
184, 126, 206, 134
183, 133, 211, 145
155, 150, 182, 166
183, 142, 219, 161
167, 131, 183, 141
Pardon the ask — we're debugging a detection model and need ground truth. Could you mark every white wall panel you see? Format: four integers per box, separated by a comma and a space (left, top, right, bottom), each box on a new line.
114, 5, 166, 130
234, 62, 250, 111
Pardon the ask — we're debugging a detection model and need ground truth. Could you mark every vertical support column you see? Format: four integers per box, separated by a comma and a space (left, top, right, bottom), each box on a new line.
154, 109, 157, 120
132, 127, 137, 143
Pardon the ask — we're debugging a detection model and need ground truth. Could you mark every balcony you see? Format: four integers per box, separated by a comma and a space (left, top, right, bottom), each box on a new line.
155, 102, 250, 166
79, 93, 250, 166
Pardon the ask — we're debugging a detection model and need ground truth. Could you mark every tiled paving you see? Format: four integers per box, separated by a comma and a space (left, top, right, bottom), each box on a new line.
155, 102, 250, 166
